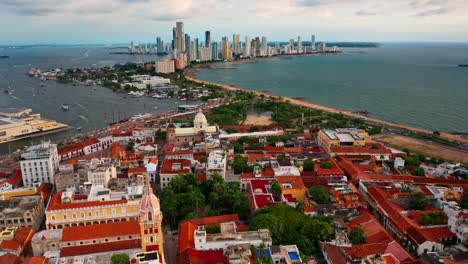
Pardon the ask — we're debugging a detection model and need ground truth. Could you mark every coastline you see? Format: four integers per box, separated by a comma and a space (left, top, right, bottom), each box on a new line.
185, 73, 468, 145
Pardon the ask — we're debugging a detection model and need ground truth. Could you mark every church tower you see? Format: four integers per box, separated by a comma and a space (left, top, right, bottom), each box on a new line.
193, 109, 208, 131
139, 174, 164, 263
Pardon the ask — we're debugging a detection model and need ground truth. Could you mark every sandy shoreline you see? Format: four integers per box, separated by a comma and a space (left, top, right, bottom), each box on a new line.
185, 74, 468, 145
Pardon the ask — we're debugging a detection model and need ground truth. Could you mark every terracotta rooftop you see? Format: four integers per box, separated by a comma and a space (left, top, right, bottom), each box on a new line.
47, 191, 127, 211
58, 138, 100, 154
0, 169, 22, 188
160, 159, 191, 174
178, 214, 239, 254
60, 239, 141, 257
62, 220, 140, 242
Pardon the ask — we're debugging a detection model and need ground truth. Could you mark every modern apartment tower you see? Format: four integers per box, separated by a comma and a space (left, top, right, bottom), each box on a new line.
185, 34, 191, 61
156, 37, 162, 53
222, 36, 231, 60
261, 36, 267, 55
205, 31, 211, 47
211, 42, 219, 60
245, 36, 251, 57
311, 34, 316, 50
175, 22, 185, 52
298, 36, 303, 54
232, 34, 241, 56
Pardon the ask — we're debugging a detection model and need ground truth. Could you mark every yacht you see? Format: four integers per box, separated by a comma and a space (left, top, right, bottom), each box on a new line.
62, 104, 70, 110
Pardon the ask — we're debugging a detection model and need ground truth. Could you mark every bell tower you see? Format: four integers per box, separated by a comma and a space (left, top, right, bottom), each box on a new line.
139, 174, 164, 263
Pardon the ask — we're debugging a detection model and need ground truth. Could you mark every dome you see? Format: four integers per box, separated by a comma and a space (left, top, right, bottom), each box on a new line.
194, 109, 208, 130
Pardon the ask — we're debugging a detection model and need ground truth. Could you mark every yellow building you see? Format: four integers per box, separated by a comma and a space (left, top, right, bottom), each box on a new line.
317, 128, 371, 154
276, 176, 310, 207
45, 186, 142, 229
0, 108, 68, 143
0, 188, 37, 200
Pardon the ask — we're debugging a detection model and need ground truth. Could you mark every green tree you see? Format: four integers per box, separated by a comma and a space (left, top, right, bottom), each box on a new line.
205, 223, 221, 233
320, 161, 333, 169
125, 139, 135, 151
184, 212, 200, 220
225, 127, 238, 134
295, 200, 305, 213
249, 214, 284, 242
250, 125, 260, 132
409, 192, 426, 210
303, 158, 315, 171
111, 253, 130, 264
271, 181, 282, 202
309, 185, 330, 204
417, 154, 426, 162
348, 226, 366, 244
413, 167, 425, 176
232, 155, 249, 174
461, 192, 468, 209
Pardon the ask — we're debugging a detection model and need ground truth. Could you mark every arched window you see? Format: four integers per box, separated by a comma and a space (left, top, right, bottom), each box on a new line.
148, 212, 153, 221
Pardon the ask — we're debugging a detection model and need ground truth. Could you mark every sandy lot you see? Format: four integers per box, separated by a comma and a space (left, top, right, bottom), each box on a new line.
376, 135, 468, 164
244, 115, 273, 126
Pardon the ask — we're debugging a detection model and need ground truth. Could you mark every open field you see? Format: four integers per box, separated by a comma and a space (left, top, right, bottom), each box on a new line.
376, 135, 468, 164
244, 115, 273, 126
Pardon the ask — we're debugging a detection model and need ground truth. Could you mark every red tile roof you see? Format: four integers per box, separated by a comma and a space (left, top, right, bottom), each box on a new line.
23, 257, 49, 264
59, 138, 100, 155
184, 248, 229, 264
128, 167, 147, 173
424, 227, 456, 240
47, 191, 127, 211
407, 226, 438, 245
160, 159, 191, 174
0, 227, 35, 253
0, 253, 20, 264
60, 239, 141, 257
178, 214, 239, 254
62, 221, 140, 242
320, 243, 346, 264
384, 241, 412, 262
341, 243, 388, 259
0, 169, 22, 188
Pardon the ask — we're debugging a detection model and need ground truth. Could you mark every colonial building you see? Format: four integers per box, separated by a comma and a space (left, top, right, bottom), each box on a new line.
167, 109, 218, 147
20, 142, 59, 187
0, 195, 44, 230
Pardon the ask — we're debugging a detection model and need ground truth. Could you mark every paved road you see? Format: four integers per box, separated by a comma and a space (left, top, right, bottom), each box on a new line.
163, 225, 178, 264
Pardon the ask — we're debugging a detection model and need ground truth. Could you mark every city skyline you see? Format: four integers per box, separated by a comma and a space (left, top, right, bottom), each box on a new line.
1, 0, 468, 45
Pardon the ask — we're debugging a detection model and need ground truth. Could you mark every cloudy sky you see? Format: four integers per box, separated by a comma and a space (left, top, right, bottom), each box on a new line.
1, 0, 467, 45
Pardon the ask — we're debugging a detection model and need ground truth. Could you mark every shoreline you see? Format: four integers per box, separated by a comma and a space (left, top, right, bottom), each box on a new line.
185, 73, 468, 145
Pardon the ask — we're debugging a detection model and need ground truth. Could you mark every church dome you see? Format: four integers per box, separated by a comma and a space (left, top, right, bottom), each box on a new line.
194, 109, 208, 130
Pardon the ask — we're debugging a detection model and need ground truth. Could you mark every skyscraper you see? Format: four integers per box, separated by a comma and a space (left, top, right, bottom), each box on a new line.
185, 34, 191, 61
233, 34, 241, 56
298, 36, 303, 54
172, 27, 176, 50
156, 37, 162, 53
261, 36, 267, 55
195, 38, 199, 60
175, 22, 185, 52
255, 37, 260, 56
212, 42, 218, 60
205, 31, 211, 47
245, 36, 251, 57
311, 35, 316, 50
289, 39, 294, 53
222, 36, 231, 60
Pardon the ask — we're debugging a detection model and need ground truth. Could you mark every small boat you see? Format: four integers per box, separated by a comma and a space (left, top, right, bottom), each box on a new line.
40, 83, 45, 87
40, 77, 46, 81
62, 104, 70, 110
459, 64, 468, 67
76, 127, 82, 131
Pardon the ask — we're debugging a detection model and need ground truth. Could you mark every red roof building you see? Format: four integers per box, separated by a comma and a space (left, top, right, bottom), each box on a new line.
0, 169, 23, 190
61, 220, 140, 241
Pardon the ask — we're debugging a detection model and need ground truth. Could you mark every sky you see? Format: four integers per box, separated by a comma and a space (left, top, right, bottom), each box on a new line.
1, 0, 468, 45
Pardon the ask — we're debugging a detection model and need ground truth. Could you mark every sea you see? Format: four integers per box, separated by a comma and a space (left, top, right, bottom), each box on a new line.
0, 45, 180, 154
194, 42, 468, 133
0, 43, 467, 154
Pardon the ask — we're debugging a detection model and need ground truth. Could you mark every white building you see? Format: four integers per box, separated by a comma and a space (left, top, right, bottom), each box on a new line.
87, 159, 117, 186
199, 46, 212, 62
155, 60, 175, 74
443, 201, 468, 245
20, 142, 59, 187
244, 36, 251, 57
206, 150, 227, 179
194, 222, 272, 252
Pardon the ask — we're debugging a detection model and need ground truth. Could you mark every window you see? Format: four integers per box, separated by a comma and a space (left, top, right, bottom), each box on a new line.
51, 215, 56, 221
95, 211, 99, 217
63, 214, 67, 220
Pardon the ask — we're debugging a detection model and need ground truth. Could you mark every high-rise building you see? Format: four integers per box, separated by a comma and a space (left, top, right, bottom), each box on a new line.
185, 33, 191, 61
298, 36, 303, 54
222, 36, 231, 60
156, 37, 162, 53
195, 38, 199, 60
320, 42, 327, 52
289, 39, 295, 53
20, 142, 59, 187
233, 34, 241, 56
211, 42, 218, 60
175, 22, 185, 52
190, 40, 196, 62
255, 37, 260, 56
199, 46, 212, 62
172, 27, 176, 50
205, 31, 211, 47
261, 36, 267, 55
244, 36, 251, 57
311, 34, 316, 50
156, 60, 175, 73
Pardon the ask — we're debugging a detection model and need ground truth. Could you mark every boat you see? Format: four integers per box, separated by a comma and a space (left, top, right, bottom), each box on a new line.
0, 56, 9, 59
40, 77, 46, 81
62, 104, 70, 110
459, 64, 468, 67
76, 127, 82, 131
40, 83, 45, 87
